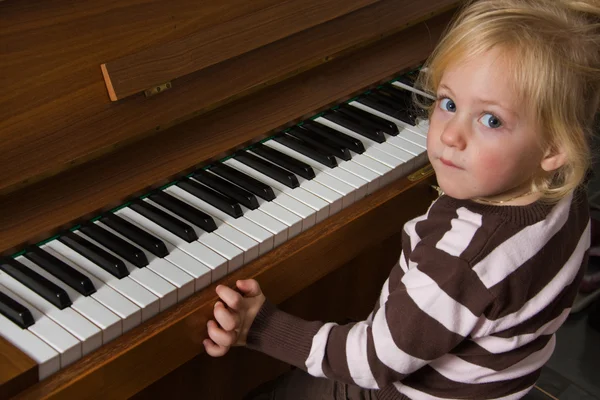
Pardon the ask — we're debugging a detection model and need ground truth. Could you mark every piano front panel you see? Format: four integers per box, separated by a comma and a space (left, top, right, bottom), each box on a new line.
0, 9, 453, 257
0, 0, 456, 196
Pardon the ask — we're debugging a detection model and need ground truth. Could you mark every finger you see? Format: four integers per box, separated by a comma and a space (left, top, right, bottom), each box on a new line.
215, 285, 244, 311
214, 302, 240, 331
236, 279, 262, 297
207, 320, 237, 348
203, 338, 229, 357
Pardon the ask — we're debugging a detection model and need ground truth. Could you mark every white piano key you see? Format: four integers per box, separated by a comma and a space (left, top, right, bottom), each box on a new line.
344, 154, 393, 186
256, 200, 303, 239
96, 221, 196, 300
395, 129, 427, 148
271, 191, 317, 230
0, 269, 102, 356
240, 206, 288, 247
42, 243, 142, 333
75, 230, 177, 312
360, 145, 410, 180
118, 205, 229, 281
264, 140, 369, 201
334, 158, 381, 194
247, 149, 356, 210
124, 199, 227, 282
212, 223, 260, 264
224, 158, 330, 223
296, 179, 343, 215
98, 217, 211, 291
0, 312, 60, 379
143, 197, 243, 276
16, 255, 122, 344
165, 185, 275, 256
45, 240, 160, 322
315, 115, 410, 163
0, 283, 81, 368
385, 135, 423, 156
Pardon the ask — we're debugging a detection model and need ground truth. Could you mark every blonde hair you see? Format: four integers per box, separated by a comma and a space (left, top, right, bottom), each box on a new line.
417, 0, 600, 203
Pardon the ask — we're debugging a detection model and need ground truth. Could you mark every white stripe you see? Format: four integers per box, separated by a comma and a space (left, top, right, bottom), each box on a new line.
395, 380, 534, 400
477, 223, 589, 334
404, 212, 428, 251
474, 308, 570, 353
372, 306, 427, 374
400, 252, 409, 273
436, 207, 483, 257
431, 335, 555, 384
474, 193, 573, 288
403, 266, 481, 336
306, 322, 337, 378
379, 277, 391, 310
346, 323, 379, 389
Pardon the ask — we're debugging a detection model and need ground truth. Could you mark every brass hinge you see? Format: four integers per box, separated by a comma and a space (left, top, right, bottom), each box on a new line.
407, 164, 435, 182
144, 81, 172, 98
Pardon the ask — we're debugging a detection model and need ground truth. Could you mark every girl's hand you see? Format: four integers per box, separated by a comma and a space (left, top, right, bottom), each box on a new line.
203, 279, 266, 357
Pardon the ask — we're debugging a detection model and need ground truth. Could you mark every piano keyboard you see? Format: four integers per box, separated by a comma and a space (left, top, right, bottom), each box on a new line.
0, 75, 433, 380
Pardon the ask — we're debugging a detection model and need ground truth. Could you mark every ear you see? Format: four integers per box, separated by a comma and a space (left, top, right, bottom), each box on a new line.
540, 145, 567, 172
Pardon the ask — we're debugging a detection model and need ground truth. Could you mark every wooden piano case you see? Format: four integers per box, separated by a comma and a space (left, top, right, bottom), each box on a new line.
0, 0, 457, 398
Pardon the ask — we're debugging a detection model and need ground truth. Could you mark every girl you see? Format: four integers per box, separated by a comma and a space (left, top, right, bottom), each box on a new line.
204, 0, 600, 398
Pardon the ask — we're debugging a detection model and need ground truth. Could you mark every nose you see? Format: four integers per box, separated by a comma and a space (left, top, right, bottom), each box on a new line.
440, 117, 467, 150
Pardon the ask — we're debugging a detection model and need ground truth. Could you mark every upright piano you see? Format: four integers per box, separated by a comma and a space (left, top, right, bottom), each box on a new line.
0, 1, 458, 398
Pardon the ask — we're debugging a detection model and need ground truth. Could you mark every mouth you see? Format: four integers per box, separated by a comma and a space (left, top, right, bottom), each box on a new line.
439, 158, 460, 169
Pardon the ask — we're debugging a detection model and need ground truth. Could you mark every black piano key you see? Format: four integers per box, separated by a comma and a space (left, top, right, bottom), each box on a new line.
130, 200, 198, 242
235, 151, 299, 189
273, 134, 337, 168
301, 120, 365, 154
395, 74, 417, 88
380, 84, 431, 118
251, 143, 316, 179
100, 214, 169, 258
24, 247, 96, 296
0, 257, 71, 309
0, 291, 35, 329
177, 178, 243, 218
192, 169, 259, 210
287, 126, 351, 161
59, 232, 129, 279
149, 191, 218, 231
80, 223, 149, 268
322, 109, 386, 143
210, 164, 276, 201
337, 103, 398, 136
367, 89, 421, 126
355, 94, 415, 127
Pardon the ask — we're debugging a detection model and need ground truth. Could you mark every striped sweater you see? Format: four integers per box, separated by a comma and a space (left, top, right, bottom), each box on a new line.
247, 190, 590, 399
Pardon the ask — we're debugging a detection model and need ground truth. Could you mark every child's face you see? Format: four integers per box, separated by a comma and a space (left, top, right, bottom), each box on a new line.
427, 48, 547, 201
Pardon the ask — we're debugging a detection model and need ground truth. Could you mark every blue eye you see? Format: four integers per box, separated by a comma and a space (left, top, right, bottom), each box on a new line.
480, 113, 502, 129
439, 98, 456, 112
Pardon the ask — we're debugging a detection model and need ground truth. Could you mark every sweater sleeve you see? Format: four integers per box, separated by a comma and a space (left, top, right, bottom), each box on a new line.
246, 244, 495, 389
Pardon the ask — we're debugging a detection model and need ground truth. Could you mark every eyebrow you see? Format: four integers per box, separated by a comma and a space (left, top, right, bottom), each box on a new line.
438, 83, 518, 117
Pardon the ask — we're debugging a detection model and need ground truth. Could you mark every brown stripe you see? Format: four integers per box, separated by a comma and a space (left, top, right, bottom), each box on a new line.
410, 244, 494, 316
384, 281, 466, 360
452, 334, 552, 371
365, 325, 411, 388
414, 199, 455, 244
485, 216, 587, 320
402, 365, 540, 399
492, 273, 585, 338
321, 323, 354, 383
